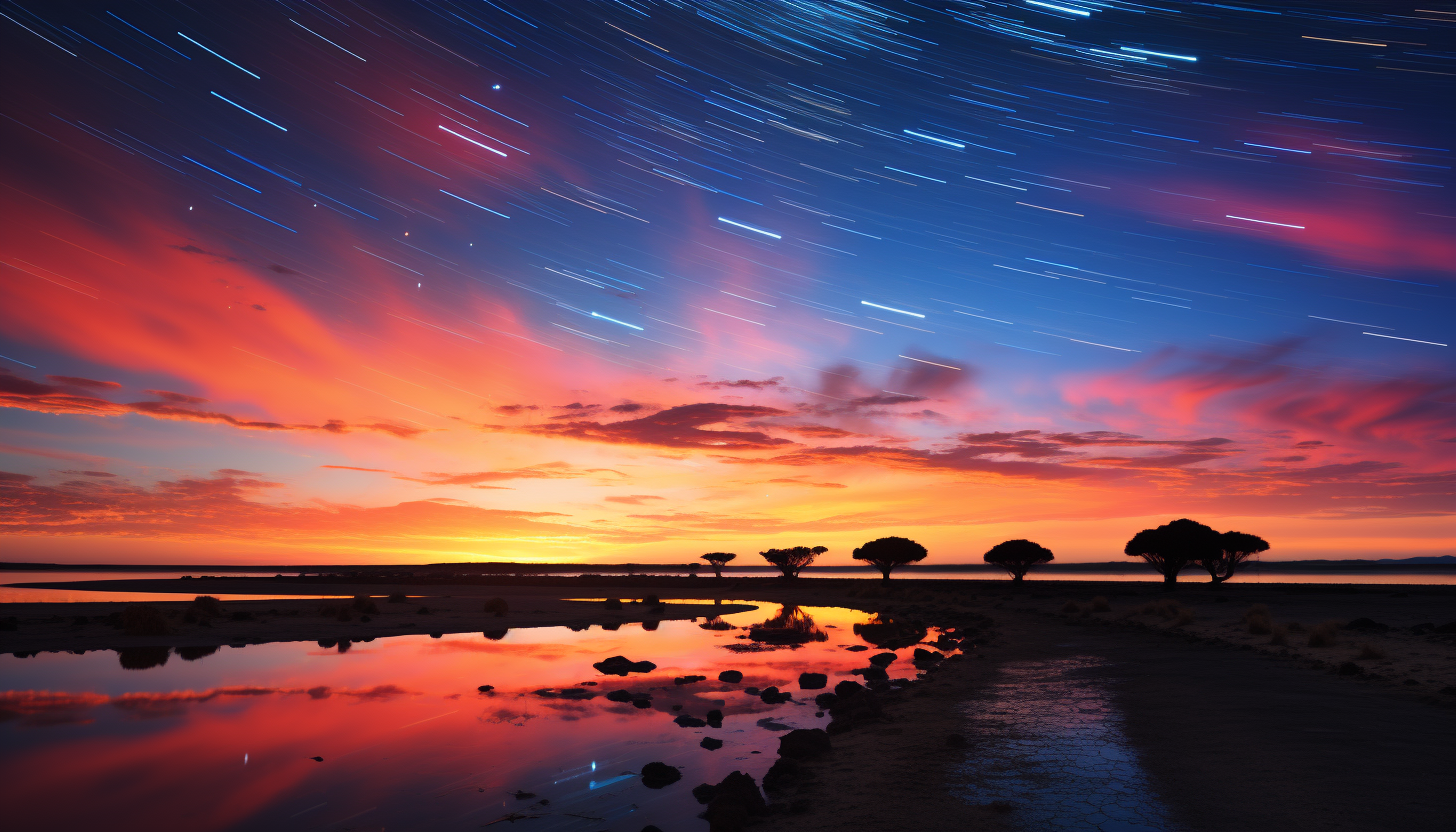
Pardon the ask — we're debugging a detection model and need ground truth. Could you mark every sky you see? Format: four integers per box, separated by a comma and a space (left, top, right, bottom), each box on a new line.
1, 0, 1453, 566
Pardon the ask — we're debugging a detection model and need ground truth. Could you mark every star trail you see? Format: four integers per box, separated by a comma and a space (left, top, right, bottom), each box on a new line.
0, 0, 1452, 563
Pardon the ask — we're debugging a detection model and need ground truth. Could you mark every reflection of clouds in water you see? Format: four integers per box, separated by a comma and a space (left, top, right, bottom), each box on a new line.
956, 657, 1179, 832
483, 707, 538, 726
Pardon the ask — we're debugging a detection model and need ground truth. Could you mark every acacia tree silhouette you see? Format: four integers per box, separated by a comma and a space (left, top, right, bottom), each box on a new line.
983, 539, 1054, 581
1201, 530, 1270, 583
700, 552, 737, 579
759, 546, 828, 579
1124, 518, 1222, 586
852, 536, 928, 582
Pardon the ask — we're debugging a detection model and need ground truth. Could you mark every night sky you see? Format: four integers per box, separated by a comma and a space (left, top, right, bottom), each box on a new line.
1, 0, 1452, 564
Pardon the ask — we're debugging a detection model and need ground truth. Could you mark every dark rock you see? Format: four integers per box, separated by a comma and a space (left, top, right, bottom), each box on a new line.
777, 728, 831, 759
606, 689, 634, 702
675, 675, 708, 685
814, 692, 838, 709
946, 733, 968, 748
593, 655, 657, 675
698, 771, 768, 832
718, 669, 744, 683
845, 644, 868, 652
760, 686, 791, 704
756, 716, 793, 731
868, 652, 897, 667
477, 684, 495, 693
632, 699, 652, 709
675, 714, 708, 728
762, 757, 801, 792
744, 686, 760, 696
701, 737, 724, 750
913, 648, 945, 664
798, 672, 828, 689
640, 762, 681, 789
854, 666, 888, 681
1337, 662, 1364, 676
512, 790, 536, 799
834, 680, 865, 699
706, 708, 724, 727
1438, 686, 1456, 697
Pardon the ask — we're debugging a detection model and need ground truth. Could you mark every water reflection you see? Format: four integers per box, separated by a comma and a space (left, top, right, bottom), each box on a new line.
746, 605, 827, 647
852, 614, 927, 649
0, 603, 934, 831
956, 657, 1179, 832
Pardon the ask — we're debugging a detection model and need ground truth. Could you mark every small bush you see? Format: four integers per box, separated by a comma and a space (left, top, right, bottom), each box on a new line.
483, 597, 509, 617
351, 595, 379, 614
1287, 622, 1306, 633
1356, 643, 1386, 661
1134, 600, 1192, 623
386, 593, 407, 603
1244, 604, 1274, 635
1308, 620, 1341, 647
1061, 601, 1081, 614
1173, 607, 1195, 626
191, 596, 225, 617
121, 604, 170, 636
1090, 597, 1111, 613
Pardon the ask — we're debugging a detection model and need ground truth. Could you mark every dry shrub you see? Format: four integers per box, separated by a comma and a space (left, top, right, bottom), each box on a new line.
1134, 600, 1191, 623
1356, 643, 1386, 661
121, 604, 170, 636
1308, 620, 1341, 647
351, 595, 380, 614
1287, 622, 1306, 633
1270, 625, 1288, 646
386, 593, 407, 603
1061, 601, 1082, 614
483, 597, 509, 617
1090, 597, 1111, 613
191, 596, 225, 617
1243, 604, 1273, 635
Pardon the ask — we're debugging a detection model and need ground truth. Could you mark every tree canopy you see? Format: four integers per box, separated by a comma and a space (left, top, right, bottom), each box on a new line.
852, 536, 928, 582
983, 539, 1054, 581
1200, 530, 1270, 583
700, 552, 736, 578
759, 545, 827, 579
1124, 518, 1223, 585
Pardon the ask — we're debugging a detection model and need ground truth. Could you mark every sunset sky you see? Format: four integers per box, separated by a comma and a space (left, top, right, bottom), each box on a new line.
1, 1, 1452, 565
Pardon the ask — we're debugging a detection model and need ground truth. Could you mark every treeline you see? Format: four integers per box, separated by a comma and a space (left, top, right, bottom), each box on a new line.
706, 518, 1268, 586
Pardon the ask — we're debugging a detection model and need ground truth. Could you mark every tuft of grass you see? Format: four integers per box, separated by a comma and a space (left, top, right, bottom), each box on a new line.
1287, 622, 1306, 633
1133, 599, 1192, 624
1356, 643, 1386, 661
1173, 607, 1195, 626
1243, 604, 1274, 635
1308, 620, 1341, 647
1090, 597, 1111, 613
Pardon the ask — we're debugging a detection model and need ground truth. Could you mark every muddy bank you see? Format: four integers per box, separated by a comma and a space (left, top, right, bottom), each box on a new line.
0, 588, 755, 654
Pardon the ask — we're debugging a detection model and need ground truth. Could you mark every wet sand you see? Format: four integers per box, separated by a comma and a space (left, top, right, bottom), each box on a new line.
5, 576, 1456, 831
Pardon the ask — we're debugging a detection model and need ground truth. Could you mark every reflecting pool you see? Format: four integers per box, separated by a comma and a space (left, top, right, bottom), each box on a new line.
955, 656, 1179, 832
0, 602, 936, 831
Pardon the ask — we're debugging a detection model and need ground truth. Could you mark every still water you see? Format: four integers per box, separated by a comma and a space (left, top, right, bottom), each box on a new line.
0, 602, 935, 831
956, 657, 1178, 832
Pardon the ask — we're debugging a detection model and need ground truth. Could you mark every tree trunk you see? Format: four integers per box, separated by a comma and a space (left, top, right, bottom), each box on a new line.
1012, 572, 1024, 582
880, 567, 892, 583
1163, 572, 1177, 586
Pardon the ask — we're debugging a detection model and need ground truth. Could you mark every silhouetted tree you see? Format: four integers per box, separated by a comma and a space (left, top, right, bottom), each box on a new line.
759, 546, 827, 579
701, 552, 737, 579
852, 536, 928, 582
983, 539, 1054, 581
1200, 530, 1270, 583
1124, 518, 1222, 586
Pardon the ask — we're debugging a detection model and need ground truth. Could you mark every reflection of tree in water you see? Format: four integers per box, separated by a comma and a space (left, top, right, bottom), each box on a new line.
853, 614, 928, 649
749, 605, 827, 645
483, 708, 538, 726
117, 646, 170, 670
699, 615, 736, 631
482, 629, 509, 641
